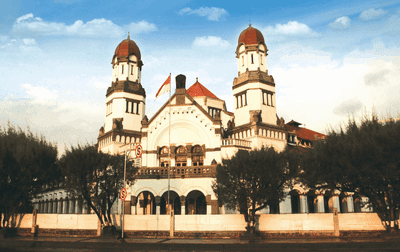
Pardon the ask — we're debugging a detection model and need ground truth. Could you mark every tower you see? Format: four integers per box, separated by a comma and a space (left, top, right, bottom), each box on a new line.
233, 25, 277, 126
98, 34, 146, 154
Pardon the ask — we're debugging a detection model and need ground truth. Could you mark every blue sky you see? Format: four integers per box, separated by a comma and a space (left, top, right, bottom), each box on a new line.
1, 0, 400, 153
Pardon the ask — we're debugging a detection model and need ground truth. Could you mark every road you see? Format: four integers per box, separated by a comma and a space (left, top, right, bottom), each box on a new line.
1, 237, 400, 251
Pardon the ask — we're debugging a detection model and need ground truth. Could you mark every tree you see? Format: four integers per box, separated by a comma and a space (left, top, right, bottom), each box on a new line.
0, 123, 59, 228
59, 144, 136, 227
301, 115, 400, 232
213, 147, 296, 232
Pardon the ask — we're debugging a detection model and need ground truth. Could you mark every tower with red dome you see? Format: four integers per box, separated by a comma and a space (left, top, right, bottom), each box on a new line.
97, 34, 146, 153
233, 24, 277, 127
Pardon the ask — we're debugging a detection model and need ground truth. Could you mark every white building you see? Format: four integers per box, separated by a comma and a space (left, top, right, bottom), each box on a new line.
35, 26, 368, 216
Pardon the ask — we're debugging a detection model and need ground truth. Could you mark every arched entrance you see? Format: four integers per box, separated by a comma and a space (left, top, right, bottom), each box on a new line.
160, 191, 180, 215
136, 191, 156, 215
186, 190, 206, 215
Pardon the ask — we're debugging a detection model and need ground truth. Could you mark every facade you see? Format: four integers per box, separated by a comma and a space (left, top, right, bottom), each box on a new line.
34, 25, 370, 217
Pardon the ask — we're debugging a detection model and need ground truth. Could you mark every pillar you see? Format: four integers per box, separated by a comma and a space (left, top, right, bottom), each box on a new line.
48, 200, 52, 213
332, 195, 340, 213
206, 195, 212, 215
317, 195, 325, 213
155, 196, 161, 215
300, 195, 307, 213
57, 199, 63, 214
180, 196, 186, 215
131, 196, 137, 215
347, 196, 354, 213
69, 198, 75, 214
63, 199, 68, 214
53, 199, 58, 214
146, 194, 152, 215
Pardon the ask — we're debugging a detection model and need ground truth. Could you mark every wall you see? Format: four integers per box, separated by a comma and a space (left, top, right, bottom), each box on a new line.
7, 213, 387, 234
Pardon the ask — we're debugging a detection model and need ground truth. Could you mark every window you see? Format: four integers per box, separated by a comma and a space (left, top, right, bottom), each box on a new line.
208, 107, 221, 118
251, 54, 254, 64
235, 92, 247, 108
125, 100, 140, 114
131, 65, 133, 75
121, 65, 124, 74
175, 146, 187, 167
159, 147, 170, 167
242, 56, 244, 66
260, 55, 263, 65
192, 145, 204, 166
262, 91, 274, 107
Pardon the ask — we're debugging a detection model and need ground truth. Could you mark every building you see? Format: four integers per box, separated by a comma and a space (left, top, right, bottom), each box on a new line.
35, 25, 368, 217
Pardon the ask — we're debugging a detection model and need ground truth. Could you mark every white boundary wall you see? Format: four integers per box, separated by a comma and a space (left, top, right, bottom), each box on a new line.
6, 213, 386, 232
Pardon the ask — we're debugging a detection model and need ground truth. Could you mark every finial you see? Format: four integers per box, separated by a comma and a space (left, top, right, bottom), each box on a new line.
196, 77, 198, 82
127, 32, 130, 40
249, 21, 251, 27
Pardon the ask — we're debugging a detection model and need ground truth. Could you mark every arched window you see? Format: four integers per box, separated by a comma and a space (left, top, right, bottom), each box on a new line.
191, 145, 204, 166
175, 146, 187, 167
159, 147, 170, 167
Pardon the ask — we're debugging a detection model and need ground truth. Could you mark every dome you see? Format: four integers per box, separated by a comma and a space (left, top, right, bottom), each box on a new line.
238, 24, 265, 45
113, 34, 141, 61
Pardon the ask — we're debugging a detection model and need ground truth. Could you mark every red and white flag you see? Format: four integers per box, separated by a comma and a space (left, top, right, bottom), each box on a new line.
155, 75, 171, 99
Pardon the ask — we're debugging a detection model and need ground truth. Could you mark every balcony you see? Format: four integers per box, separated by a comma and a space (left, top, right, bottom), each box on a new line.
136, 165, 217, 179
221, 138, 251, 149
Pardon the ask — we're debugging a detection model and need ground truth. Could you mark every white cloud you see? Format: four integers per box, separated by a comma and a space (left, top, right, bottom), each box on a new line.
12, 13, 157, 37
179, 7, 228, 21
264, 21, 318, 36
359, 8, 387, 21
21, 84, 58, 104
124, 20, 157, 34
22, 38, 37, 45
328, 16, 351, 29
262, 21, 319, 43
193, 36, 230, 49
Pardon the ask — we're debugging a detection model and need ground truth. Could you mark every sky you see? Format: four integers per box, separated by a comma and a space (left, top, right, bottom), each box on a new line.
1, 0, 400, 154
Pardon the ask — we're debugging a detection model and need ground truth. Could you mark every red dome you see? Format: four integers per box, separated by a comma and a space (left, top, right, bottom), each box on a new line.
238, 24, 265, 45
114, 35, 141, 60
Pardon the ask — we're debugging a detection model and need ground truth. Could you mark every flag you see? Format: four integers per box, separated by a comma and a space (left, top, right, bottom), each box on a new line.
155, 75, 171, 99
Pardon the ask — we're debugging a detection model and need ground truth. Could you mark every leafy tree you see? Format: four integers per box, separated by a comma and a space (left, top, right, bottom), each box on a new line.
59, 144, 136, 227
301, 115, 400, 231
0, 123, 59, 228
213, 147, 296, 232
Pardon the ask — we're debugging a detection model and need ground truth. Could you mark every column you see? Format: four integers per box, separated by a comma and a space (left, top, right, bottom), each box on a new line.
347, 196, 354, 213
145, 194, 151, 215
75, 198, 80, 214
63, 199, 68, 214
317, 195, 325, 213
299, 195, 307, 213
155, 196, 161, 215
131, 196, 137, 215
206, 195, 212, 215
180, 196, 186, 215
53, 199, 58, 214
332, 195, 340, 213
48, 200, 52, 213
69, 198, 75, 214
58, 199, 63, 214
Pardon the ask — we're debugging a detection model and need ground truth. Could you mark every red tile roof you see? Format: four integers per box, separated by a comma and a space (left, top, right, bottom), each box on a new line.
238, 25, 265, 45
114, 36, 141, 60
187, 81, 219, 99
285, 123, 326, 141
296, 128, 326, 141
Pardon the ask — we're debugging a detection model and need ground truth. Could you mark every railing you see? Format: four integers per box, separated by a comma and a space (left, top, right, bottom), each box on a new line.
221, 138, 251, 148
137, 165, 217, 179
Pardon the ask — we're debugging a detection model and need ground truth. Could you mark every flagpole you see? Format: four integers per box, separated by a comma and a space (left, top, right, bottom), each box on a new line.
168, 73, 173, 237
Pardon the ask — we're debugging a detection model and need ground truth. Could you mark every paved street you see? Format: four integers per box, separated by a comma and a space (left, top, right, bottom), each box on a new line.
1, 236, 400, 251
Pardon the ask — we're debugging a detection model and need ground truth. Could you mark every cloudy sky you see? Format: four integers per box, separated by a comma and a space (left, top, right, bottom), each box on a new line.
1, 0, 400, 154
